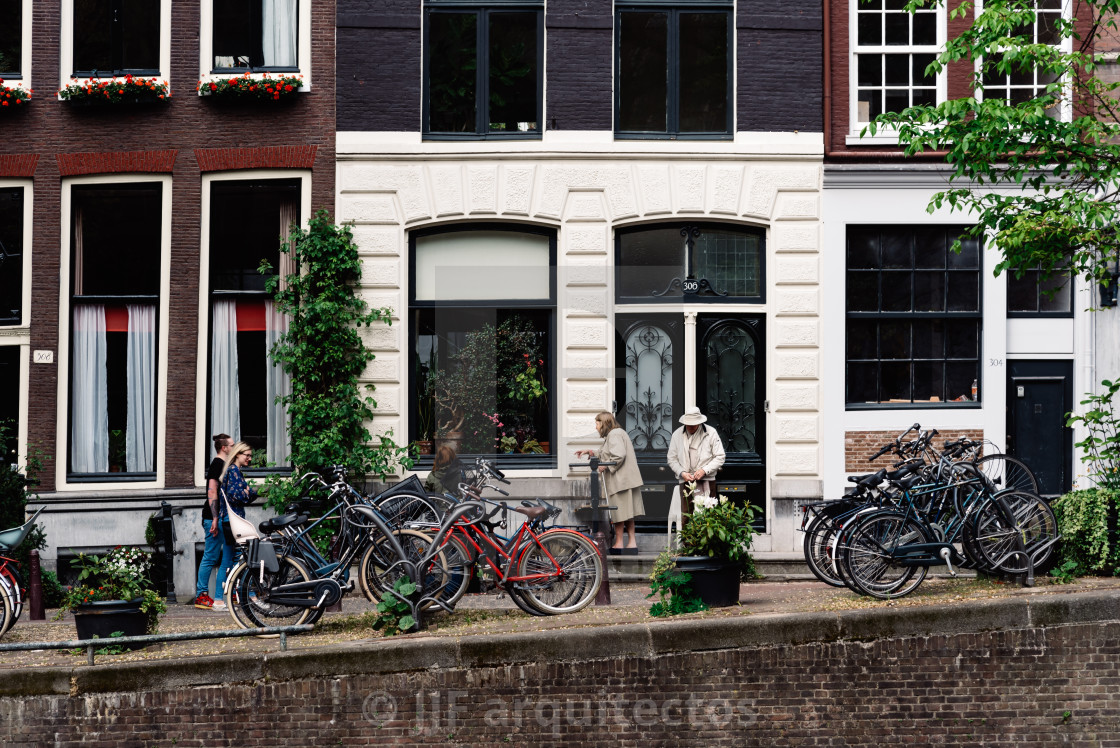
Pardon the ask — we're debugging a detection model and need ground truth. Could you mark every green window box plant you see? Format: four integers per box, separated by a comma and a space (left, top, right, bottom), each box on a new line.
55, 545, 166, 636
58, 75, 169, 105
197, 73, 304, 102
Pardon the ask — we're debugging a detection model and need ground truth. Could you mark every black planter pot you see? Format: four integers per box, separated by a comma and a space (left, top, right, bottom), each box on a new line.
675, 556, 741, 607
73, 599, 149, 645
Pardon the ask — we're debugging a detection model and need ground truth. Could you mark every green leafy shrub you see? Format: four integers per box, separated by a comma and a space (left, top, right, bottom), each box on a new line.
0, 423, 46, 569
646, 551, 708, 617
678, 491, 760, 580
54, 547, 166, 633
258, 210, 416, 513
1052, 488, 1120, 577
372, 577, 418, 635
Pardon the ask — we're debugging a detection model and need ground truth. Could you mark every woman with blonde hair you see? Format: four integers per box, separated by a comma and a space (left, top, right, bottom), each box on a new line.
576, 412, 644, 554
214, 441, 259, 611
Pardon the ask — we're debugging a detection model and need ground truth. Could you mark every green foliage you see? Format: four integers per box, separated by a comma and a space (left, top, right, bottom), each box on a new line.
259, 210, 415, 512
678, 492, 760, 580
0, 423, 46, 569
372, 577, 418, 635
1052, 488, 1120, 576
1049, 559, 1079, 584
1067, 380, 1120, 490
68, 631, 129, 657
868, 0, 1120, 287
39, 569, 65, 609
646, 551, 708, 617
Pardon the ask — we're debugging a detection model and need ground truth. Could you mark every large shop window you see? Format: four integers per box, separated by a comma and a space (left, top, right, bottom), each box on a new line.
0, 346, 18, 464
852, 0, 940, 129
72, 0, 160, 76
424, 3, 542, 138
0, 187, 23, 326
69, 184, 161, 478
846, 225, 982, 408
208, 179, 296, 470
410, 226, 555, 466
615, 223, 764, 303
0, 0, 23, 78
616, 2, 732, 138
212, 0, 299, 71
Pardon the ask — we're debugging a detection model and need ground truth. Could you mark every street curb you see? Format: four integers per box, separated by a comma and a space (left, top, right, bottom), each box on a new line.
7, 588, 1119, 698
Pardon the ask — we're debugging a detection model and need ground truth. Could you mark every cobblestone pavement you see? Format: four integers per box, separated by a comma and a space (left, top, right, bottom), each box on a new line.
4, 575, 1119, 671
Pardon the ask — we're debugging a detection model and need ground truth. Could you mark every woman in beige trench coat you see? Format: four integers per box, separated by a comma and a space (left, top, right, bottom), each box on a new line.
576, 412, 644, 553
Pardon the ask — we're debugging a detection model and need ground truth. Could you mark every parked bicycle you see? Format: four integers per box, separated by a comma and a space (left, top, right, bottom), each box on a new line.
0, 505, 45, 638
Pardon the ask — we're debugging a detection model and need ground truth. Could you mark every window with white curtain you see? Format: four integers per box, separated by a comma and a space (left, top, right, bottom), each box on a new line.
69, 183, 161, 477
208, 179, 296, 469
212, 0, 299, 71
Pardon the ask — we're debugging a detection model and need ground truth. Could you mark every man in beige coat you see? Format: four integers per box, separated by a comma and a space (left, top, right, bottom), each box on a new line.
667, 407, 726, 514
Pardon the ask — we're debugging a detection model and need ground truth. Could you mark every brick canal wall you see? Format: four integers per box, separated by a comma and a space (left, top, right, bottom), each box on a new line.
3, 592, 1120, 746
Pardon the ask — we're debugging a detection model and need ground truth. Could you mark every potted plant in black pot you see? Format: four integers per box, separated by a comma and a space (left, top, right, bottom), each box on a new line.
675, 488, 759, 607
55, 546, 166, 643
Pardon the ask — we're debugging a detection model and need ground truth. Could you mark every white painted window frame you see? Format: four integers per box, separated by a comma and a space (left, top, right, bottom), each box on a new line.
59, 0, 173, 95
198, 1, 313, 92
0, 179, 31, 468
2, 0, 32, 92
193, 169, 312, 486
55, 174, 172, 491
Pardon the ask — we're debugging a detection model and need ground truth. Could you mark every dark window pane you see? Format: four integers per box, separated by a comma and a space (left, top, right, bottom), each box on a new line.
881, 362, 912, 401
881, 229, 911, 268
679, 13, 727, 133
945, 320, 978, 358
847, 272, 879, 312
913, 53, 936, 85
429, 12, 478, 133
950, 235, 980, 268
913, 271, 945, 312
73, 184, 161, 296
911, 320, 943, 359
618, 224, 763, 301
210, 180, 299, 292
913, 88, 936, 107
1039, 274, 1071, 312
847, 320, 878, 359
1007, 270, 1039, 312
884, 89, 909, 112
859, 89, 881, 119
884, 13, 909, 45
857, 13, 881, 46
120, 0, 160, 70
696, 229, 760, 296
884, 54, 909, 85
489, 12, 538, 133
912, 13, 936, 45
946, 362, 977, 402
0, 346, 18, 461
0, 0, 20, 75
857, 54, 882, 87
73, 0, 114, 72
946, 271, 979, 311
913, 361, 944, 402
618, 12, 667, 132
213, 0, 254, 68
847, 227, 880, 268
0, 188, 22, 325
882, 272, 912, 311
848, 361, 879, 403
914, 231, 945, 269
880, 321, 910, 360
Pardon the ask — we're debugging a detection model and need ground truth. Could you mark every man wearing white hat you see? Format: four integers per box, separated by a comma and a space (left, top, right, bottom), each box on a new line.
667, 407, 726, 514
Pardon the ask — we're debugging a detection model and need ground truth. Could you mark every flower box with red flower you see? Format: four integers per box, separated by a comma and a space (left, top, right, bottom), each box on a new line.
0, 79, 31, 109
58, 75, 170, 106
197, 72, 304, 102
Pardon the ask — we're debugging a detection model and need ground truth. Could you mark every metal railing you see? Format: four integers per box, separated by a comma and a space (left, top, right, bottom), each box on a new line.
0, 624, 314, 665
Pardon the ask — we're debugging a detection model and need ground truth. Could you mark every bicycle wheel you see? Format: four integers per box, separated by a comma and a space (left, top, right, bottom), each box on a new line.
224, 562, 256, 630
965, 495, 1025, 574
374, 495, 442, 529
803, 506, 851, 588
358, 529, 450, 609
236, 553, 315, 628
976, 454, 1039, 495
0, 566, 23, 634
841, 511, 931, 600
514, 530, 602, 615
971, 490, 1057, 574
0, 580, 11, 640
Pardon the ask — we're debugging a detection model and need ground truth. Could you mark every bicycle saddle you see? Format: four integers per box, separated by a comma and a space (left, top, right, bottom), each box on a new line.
511, 504, 549, 521
258, 513, 309, 534
847, 469, 887, 488
0, 506, 45, 552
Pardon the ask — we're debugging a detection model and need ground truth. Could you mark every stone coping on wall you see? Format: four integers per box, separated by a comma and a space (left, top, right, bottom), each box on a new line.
5, 589, 1118, 699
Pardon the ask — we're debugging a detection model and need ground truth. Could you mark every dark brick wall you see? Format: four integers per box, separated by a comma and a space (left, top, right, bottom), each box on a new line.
738, 0, 823, 133
546, 0, 613, 132
2, 1, 336, 491
337, 1, 422, 132
5, 621, 1120, 745
338, 0, 821, 134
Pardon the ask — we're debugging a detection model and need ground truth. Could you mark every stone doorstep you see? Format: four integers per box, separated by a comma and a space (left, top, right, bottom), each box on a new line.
10, 588, 1120, 699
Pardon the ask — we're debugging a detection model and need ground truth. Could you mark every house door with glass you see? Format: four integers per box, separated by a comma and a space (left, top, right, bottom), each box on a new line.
615, 313, 766, 531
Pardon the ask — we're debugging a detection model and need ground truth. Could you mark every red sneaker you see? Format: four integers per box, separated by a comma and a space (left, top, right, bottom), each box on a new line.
194, 593, 214, 610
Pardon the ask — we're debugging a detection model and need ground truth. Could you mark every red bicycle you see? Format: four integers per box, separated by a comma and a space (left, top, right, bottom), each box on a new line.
0, 505, 44, 637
